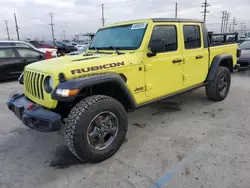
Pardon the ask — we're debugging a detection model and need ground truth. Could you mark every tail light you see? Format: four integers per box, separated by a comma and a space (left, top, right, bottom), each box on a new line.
45, 51, 52, 59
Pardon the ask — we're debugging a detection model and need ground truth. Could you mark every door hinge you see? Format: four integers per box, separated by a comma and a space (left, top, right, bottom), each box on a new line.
144, 64, 152, 71
145, 84, 152, 91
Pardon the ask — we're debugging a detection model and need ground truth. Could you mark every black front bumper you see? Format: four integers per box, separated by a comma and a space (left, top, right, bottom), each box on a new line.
7, 94, 62, 132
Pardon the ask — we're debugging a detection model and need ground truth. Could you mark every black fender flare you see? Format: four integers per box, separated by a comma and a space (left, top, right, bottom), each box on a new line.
206, 54, 233, 82
52, 73, 137, 109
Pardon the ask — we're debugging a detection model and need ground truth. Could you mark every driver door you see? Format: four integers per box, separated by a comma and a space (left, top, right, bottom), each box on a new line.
144, 23, 184, 97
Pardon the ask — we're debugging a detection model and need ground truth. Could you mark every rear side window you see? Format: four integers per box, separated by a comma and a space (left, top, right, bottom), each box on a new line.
149, 25, 178, 52
183, 25, 201, 49
13, 43, 31, 48
0, 49, 15, 58
17, 49, 40, 58
0, 43, 11, 47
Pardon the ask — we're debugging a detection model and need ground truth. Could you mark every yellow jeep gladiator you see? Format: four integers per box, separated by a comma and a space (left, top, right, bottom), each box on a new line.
7, 18, 240, 163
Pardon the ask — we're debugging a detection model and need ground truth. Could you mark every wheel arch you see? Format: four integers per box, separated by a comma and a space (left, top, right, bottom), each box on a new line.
206, 54, 233, 82
52, 73, 137, 113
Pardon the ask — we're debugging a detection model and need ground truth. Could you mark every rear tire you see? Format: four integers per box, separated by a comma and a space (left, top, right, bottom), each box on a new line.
64, 95, 128, 163
205, 66, 231, 101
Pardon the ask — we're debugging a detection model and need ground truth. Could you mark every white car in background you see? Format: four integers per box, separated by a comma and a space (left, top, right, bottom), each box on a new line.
0, 41, 57, 57
69, 42, 89, 51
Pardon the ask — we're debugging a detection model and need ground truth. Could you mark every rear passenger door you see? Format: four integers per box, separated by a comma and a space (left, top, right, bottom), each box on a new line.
16, 48, 43, 65
0, 48, 24, 77
180, 23, 209, 88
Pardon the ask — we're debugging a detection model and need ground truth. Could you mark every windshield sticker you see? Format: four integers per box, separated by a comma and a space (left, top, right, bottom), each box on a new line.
131, 23, 147, 30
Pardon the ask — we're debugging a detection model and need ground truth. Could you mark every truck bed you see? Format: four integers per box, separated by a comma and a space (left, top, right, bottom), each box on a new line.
209, 43, 238, 68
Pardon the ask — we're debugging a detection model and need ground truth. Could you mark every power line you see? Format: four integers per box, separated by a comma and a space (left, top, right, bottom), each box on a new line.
201, 0, 210, 22
101, 3, 105, 26
175, 2, 178, 18
5, 20, 10, 40
14, 13, 20, 41
49, 12, 55, 42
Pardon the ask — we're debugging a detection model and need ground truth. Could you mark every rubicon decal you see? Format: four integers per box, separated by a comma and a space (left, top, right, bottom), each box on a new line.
71, 62, 125, 74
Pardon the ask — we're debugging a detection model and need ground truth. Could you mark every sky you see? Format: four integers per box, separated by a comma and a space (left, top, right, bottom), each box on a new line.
0, 0, 249, 41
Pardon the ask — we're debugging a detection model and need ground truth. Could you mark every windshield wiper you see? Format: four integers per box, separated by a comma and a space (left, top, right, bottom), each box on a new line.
94, 47, 99, 53
108, 46, 123, 55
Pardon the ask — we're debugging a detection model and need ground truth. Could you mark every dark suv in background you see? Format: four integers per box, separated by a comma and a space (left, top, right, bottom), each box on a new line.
54, 42, 76, 55
0, 46, 44, 80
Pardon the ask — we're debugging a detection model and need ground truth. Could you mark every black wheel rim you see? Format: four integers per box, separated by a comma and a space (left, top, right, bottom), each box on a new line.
218, 74, 228, 95
87, 111, 119, 150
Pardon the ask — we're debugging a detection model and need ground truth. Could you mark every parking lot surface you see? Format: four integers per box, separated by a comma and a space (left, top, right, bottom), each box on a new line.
1, 70, 250, 188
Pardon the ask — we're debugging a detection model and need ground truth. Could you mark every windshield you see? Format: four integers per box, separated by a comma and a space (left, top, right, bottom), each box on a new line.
89, 23, 147, 50
239, 41, 250, 49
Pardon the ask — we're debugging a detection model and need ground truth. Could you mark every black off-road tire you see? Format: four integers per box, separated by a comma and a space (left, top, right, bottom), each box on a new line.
205, 66, 231, 101
64, 95, 128, 163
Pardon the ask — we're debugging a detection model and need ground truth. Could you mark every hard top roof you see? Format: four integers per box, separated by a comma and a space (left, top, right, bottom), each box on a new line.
152, 18, 204, 23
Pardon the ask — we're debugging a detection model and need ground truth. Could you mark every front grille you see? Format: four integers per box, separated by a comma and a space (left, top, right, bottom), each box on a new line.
24, 70, 45, 101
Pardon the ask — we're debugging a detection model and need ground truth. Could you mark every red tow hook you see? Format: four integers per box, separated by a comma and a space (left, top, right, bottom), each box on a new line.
27, 104, 36, 111
11, 93, 19, 99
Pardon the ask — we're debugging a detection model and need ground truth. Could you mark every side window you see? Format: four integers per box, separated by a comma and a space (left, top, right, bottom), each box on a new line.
17, 49, 40, 58
0, 43, 11, 47
0, 49, 15, 58
149, 25, 177, 52
183, 25, 201, 49
14, 43, 31, 48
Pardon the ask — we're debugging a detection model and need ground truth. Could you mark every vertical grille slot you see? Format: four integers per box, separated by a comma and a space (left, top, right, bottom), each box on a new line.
36, 74, 40, 99
40, 74, 44, 100
30, 72, 34, 96
33, 73, 37, 98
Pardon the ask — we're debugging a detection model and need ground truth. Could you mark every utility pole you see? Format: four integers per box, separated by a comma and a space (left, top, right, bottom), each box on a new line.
232, 17, 236, 32
220, 11, 226, 33
101, 3, 105, 26
229, 24, 232, 32
201, 0, 210, 22
223, 11, 228, 33
14, 13, 20, 41
49, 12, 55, 42
225, 12, 230, 33
63, 31, 66, 41
5, 20, 10, 40
175, 2, 178, 18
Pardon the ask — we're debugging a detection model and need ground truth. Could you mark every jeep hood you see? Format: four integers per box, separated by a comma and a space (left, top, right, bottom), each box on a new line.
26, 53, 130, 80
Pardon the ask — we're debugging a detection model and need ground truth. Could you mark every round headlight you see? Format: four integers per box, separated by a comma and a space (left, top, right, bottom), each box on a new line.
44, 76, 53, 93
49, 77, 53, 89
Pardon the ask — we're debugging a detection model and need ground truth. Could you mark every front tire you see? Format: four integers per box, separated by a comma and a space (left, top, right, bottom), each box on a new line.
64, 95, 128, 163
205, 66, 231, 101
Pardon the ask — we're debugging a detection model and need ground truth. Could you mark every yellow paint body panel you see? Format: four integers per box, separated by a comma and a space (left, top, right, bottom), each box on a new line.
23, 19, 238, 109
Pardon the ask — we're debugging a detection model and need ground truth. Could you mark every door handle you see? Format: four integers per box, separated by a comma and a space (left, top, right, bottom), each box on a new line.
196, 55, 203, 59
172, 59, 183, 63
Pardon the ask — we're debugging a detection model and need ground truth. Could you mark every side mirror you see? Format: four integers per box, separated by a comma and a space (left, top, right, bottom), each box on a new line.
38, 54, 44, 59
147, 39, 165, 57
